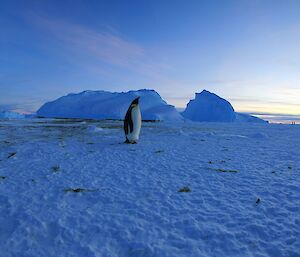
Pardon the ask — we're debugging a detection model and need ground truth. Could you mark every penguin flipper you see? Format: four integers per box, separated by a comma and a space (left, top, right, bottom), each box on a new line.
124, 108, 134, 134
124, 110, 130, 135
124, 120, 129, 135
128, 113, 134, 133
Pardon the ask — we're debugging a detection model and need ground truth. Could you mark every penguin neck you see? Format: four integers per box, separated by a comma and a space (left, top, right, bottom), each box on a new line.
131, 105, 140, 112
131, 105, 141, 122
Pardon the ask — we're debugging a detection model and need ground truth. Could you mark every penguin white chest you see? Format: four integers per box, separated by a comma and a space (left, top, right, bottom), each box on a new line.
127, 106, 141, 141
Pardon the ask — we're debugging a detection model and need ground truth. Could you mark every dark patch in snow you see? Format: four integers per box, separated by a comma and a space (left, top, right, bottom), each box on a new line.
178, 187, 191, 193
51, 165, 60, 173
256, 198, 261, 204
7, 152, 16, 159
209, 168, 239, 173
64, 188, 97, 193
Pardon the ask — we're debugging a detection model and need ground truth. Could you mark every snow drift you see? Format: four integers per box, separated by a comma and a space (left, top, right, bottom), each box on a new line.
235, 113, 268, 123
182, 90, 267, 123
37, 89, 183, 121
0, 111, 25, 119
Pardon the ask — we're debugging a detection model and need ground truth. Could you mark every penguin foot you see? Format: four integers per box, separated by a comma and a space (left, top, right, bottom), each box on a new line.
124, 139, 137, 144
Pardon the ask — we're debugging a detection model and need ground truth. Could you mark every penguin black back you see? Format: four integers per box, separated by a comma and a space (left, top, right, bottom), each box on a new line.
124, 97, 140, 135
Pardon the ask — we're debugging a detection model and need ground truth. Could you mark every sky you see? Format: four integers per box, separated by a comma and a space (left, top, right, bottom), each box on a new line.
1, 0, 300, 116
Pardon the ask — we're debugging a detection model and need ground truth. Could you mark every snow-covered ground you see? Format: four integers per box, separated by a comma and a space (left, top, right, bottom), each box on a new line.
0, 118, 299, 257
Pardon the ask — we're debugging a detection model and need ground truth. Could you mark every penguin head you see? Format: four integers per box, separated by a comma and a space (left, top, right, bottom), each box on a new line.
131, 97, 140, 107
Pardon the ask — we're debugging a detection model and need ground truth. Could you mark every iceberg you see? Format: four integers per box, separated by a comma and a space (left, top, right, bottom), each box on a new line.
182, 90, 267, 123
182, 90, 236, 122
37, 89, 183, 121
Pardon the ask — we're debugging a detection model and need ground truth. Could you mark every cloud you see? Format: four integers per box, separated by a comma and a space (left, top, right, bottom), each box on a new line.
0, 78, 33, 87
229, 97, 300, 107
277, 59, 300, 69
0, 104, 18, 112
28, 14, 169, 78
248, 111, 300, 117
252, 113, 300, 124
0, 99, 45, 113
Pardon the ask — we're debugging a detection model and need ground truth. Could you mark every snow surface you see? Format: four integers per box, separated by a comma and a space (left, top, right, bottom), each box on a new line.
182, 90, 266, 123
37, 89, 183, 121
1, 118, 299, 257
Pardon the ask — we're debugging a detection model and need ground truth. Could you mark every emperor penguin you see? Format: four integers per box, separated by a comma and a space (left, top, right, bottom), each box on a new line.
124, 97, 142, 144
